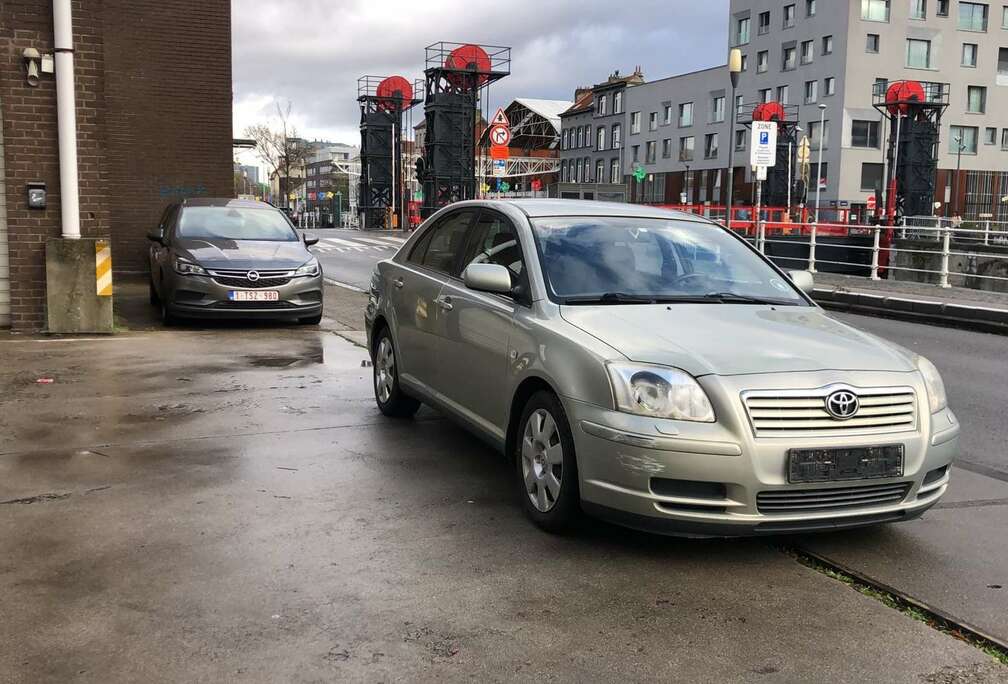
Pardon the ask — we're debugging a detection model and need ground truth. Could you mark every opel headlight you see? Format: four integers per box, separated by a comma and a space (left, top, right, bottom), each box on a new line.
607, 363, 715, 422
294, 258, 320, 277
916, 355, 947, 414
174, 257, 207, 276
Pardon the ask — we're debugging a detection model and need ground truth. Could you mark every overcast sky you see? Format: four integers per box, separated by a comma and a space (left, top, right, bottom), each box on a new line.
232, 0, 728, 167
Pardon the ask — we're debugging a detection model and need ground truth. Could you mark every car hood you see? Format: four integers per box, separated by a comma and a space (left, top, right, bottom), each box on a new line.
560, 304, 917, 377
174, 238, 311, 270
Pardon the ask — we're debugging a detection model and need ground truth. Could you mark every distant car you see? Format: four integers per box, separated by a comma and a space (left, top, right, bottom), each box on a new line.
147, 198, 323, 325
365, 199, 957, 537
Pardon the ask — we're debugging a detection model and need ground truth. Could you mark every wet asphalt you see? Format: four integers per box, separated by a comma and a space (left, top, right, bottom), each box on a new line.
2, 302, 1006, 682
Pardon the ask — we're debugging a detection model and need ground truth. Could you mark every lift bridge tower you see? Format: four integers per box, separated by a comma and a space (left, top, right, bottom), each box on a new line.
358, 75, 422, 230
417, 42, 510, 218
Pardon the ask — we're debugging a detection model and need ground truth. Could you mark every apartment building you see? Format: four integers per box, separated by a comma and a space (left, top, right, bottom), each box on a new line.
561, 0, 1008, 218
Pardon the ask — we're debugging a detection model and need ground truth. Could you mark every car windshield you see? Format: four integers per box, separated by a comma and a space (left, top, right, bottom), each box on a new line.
177, 206, 298, 241
530, 216, 806, 306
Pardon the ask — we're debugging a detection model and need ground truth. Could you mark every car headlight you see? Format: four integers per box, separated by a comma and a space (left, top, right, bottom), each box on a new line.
174, 257, 207, 276
916, 355, 947, 414
607, 363, 715, 422
294, 258, 320, 277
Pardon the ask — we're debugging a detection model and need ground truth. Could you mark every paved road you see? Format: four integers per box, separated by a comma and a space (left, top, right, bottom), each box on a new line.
303, 229, 409, 290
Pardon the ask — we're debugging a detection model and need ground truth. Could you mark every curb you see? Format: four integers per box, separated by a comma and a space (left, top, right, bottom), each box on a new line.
813, 287, 1008, 336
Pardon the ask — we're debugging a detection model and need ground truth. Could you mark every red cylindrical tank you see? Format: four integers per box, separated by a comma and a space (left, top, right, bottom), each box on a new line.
376, 76, 412, 112
444, 44, 491, 89
885, 80, 926, 115
752, 101, 785, 122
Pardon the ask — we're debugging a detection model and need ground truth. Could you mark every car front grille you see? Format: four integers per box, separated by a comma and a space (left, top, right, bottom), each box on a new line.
757, 482, 912, 513
213, 275, 291, 289
742, 386, 917, 437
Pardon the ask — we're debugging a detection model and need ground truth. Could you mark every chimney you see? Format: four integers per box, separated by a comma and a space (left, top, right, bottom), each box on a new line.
574, 86, 591, 102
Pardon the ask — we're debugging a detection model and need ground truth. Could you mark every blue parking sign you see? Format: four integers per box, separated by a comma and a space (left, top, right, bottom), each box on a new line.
760, 131, 769, 145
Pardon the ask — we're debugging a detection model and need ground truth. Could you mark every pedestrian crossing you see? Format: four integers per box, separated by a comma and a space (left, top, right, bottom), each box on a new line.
310, 234, 407, 254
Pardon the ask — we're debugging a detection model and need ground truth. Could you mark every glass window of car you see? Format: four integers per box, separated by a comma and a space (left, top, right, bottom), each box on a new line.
461, 210, 530, 299
176, 206, 298, 241
414, 209, 476, 275
530, 216, 807, 305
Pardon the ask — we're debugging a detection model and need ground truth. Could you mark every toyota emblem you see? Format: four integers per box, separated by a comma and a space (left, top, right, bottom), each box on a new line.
247, 270, 260, 282
825, 390, 860, 420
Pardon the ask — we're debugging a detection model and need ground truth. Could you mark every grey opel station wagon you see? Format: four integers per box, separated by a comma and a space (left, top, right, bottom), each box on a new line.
364, 200, 957, 537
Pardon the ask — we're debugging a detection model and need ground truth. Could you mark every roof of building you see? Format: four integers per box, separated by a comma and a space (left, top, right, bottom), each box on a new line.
511, 99, 573, 132
560, 90, 594, 117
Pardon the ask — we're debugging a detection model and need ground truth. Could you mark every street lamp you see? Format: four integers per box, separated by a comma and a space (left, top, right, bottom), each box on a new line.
814, 103, 827, 223
951, 135, 967, 219
724, 48, 743, 229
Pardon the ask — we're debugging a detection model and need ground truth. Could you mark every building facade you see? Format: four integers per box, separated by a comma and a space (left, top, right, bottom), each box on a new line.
0, 1, 233, 331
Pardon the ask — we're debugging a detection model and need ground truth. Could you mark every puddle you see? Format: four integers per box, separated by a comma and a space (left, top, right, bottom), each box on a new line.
246, 354, 324, 368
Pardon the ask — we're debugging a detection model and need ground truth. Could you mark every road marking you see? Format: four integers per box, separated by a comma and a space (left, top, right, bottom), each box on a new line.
353, 237, 399, 247
322, 237, 370, 249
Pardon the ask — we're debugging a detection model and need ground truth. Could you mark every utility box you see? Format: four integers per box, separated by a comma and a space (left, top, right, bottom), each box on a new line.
45, 238, 114, 333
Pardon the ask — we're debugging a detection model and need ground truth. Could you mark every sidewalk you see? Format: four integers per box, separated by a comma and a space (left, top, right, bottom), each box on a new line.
812, 273, 1008, 334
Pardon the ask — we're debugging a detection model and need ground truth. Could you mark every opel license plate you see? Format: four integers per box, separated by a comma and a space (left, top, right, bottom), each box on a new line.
228, 290, 279, 302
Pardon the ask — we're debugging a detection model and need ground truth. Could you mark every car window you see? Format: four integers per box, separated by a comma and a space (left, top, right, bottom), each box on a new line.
416, 210, 475, 275
461, 211, 529, 297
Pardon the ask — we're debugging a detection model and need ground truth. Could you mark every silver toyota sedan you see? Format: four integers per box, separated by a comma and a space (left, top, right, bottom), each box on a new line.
364, 200, 958, 537
147, 198, 323, 325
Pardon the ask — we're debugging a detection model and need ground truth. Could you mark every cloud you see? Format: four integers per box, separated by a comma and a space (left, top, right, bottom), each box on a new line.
232, 0, 728, 147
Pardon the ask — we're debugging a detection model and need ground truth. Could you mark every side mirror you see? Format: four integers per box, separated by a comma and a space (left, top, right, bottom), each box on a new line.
787, 269, 814, 294
304, 235, 319, 247
146, 229, 164, 245
463, 263, 513, 295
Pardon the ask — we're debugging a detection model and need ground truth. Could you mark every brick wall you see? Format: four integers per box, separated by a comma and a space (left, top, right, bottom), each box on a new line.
0, 1, 232, 331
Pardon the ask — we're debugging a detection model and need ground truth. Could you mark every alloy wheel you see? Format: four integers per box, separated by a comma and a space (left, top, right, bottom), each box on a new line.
375, 337, 395, 403
521, 408, 564, 512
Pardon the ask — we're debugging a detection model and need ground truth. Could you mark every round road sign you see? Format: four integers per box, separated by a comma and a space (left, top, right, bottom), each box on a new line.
489, 124, 511, 147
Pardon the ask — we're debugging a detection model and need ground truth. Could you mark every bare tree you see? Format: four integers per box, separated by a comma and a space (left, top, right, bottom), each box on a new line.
245, 102, 309, 207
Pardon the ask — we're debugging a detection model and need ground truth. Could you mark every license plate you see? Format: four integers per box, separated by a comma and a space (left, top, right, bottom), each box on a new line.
788, 445, 903, 483
228, 290, 279, 302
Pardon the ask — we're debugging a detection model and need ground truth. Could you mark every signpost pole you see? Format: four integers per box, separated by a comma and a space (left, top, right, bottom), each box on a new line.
755, 177, 764, 252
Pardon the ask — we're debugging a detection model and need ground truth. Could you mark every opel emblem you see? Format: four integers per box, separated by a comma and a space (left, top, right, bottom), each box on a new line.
247, 270, 260, 282
825, 390, 859, 420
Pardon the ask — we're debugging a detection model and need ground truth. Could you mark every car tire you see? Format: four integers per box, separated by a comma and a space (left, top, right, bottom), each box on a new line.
372, 328, 421, 418
298, 312, 323, 325
515, 391, 581, 533
149, 278, 160, 306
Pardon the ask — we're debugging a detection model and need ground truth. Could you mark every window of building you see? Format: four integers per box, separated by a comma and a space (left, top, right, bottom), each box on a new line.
759, 11, 771, 34
1000, 48, 1008, 85
860, 163, 884, 191
597, 126, 606, 150
737, 17, 751, 45
610, 158, 620, 184
807, 0, 817, 16
777, 85, 790, 103
950, 125, 979, 153
576, 127, 583, 148
1002, 128, 1008, 149
1003, 4, 1008, 27
784, 4, 796, 27
801, 40, 814, 63
906, 38, 932, 68
712, 95, 725, 122
804, 80, 819, 103
735, 94, 744, 117
631, 111, 641, 134
985, 126, 998, 144
649, 112, 658, 131
760, 88, 773, 103
937, 0, 950, 16
679, 102, 694, 127
783, 46, 797, 70
662, 138, 672, 158
597, 95, 607, 116
867, 33, 880, 52
612, 123, 621, 149
963, 43, 979, 66
741, 54, 749, 71
852, 119, 881, 147
704, 133, 719, 159
614, 91, 623, 114
967, 85, 987, 112
757, 50, 769, 72
631, 145, 640, 162
559, 160, 566, 182
679, 136, 695, 161
735, 129, 746, 150
646, 140, 657, 163
663, 105, 672, 124
823, 35, 833, 54
595, 159, 605, 182
824, 77, 836, 96
910, 0, 926, 20
958, 2, 988, 31
584, 158, 591, 182
862, 0, 890, 21
809, 119, 829, 148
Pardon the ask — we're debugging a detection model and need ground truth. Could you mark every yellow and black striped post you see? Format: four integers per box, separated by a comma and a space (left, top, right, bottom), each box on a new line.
95, 240, 113, 296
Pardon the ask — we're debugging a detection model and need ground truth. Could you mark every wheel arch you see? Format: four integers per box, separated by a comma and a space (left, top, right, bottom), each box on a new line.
505, 375, 560, 462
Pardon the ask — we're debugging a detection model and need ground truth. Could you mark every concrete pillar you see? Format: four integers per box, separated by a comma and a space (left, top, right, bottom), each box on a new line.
45, 238, 114, 333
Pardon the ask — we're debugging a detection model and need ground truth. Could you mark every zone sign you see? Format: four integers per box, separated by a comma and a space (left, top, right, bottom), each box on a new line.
489, 124, 511, 147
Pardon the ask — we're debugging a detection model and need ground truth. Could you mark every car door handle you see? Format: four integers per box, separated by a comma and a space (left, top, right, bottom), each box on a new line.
436, 295, 454, 311
393, 277, 404, 289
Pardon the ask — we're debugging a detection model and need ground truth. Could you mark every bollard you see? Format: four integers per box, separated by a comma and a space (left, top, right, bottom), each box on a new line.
808, 221, 817, 273
939, 226, 951, 288
757, 218, 766, 253
870, 226, 881, 280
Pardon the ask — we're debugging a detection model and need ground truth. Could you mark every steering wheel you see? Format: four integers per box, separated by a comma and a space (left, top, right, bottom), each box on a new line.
669, 272, 709, 288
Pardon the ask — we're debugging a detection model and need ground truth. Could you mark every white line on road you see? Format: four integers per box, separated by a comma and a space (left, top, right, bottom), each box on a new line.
323, 277, 367, 293
353, 237, 399, 247
322, 237, 370, 249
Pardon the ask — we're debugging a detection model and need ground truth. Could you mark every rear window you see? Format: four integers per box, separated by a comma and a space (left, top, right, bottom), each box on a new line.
177, 207, 298, 241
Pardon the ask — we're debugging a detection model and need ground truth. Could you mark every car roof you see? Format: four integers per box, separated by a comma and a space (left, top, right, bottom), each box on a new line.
449, 199, 711, 223
179, 197, 276, 209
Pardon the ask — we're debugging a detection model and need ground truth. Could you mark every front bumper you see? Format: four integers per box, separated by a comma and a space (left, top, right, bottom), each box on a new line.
567, 370, 958, 537
164, 273, 323, 319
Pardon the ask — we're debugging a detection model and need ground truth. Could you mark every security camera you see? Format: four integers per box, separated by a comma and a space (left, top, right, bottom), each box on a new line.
23, 47, 40, 87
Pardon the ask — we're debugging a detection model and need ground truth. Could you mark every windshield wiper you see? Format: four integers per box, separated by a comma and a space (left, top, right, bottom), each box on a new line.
562, 292, 661, 305
701, 292, 792, 305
